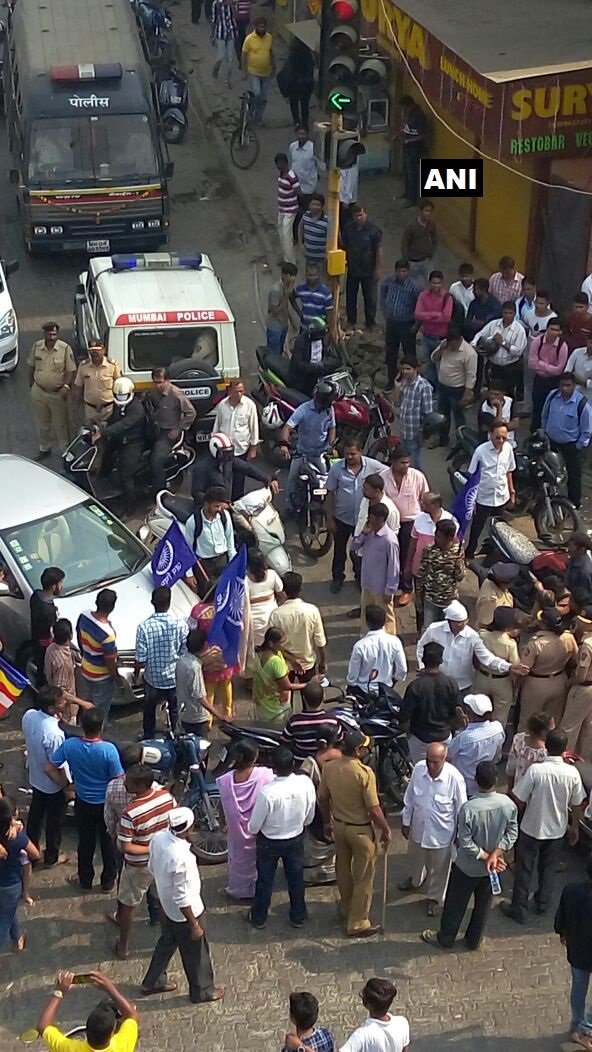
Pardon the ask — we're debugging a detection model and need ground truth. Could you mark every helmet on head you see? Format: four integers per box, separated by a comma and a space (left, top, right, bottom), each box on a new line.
313, 379, 338, 410
209, 432, 234, 459
261, 403, 282, 430
305, 316, 327, 339
422, 411, 448, 440
113, 376, 135, 406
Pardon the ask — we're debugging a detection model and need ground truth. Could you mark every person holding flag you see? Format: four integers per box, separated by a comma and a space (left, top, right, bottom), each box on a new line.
464, 420, 516, 559
183, 487, 236, 598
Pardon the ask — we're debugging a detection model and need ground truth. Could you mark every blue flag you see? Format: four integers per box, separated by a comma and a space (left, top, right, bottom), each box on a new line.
151, 520, 196, 588
451, 464, 481, 540
208, 544, 248, 667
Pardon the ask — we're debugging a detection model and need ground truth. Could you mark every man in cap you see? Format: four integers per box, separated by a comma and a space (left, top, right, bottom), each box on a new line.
28, 322, 77, 459
318, 728, 391, 937
422, 760, 518, 951
475, 562, 518, 629
447, 694, 506, 796
400, 742, 467, 916
142, 807, 224, 1004
562, 605, 592, 756
417, 600, 528, 694
501, 728, 586, 924
74, 341, 121, 424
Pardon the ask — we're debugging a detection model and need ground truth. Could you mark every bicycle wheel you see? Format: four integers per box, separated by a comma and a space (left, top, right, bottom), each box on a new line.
230, 124, 260, 169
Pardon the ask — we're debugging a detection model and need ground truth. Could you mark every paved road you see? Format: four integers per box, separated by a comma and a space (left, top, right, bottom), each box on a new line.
0, 20, 586, 1052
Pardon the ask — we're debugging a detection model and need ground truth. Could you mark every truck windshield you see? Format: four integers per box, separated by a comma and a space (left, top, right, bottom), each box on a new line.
28, 114, 159, 184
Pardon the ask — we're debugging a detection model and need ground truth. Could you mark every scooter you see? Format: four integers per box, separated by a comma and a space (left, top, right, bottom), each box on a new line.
156, 64, 188, 143
252, 346, 396, 465
447, 425, 580, 544
143, 486, 292, 576
62, 425, 195, 507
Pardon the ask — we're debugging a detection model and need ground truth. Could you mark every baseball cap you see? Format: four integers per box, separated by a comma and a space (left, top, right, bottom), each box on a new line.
464, 693, 493, 716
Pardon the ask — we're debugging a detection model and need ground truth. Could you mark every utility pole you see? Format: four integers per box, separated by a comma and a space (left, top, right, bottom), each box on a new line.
326, 111, 345, 319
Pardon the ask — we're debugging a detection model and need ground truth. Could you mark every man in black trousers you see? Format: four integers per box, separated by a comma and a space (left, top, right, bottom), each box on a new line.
554, 856, 592, 1049
421, 761, 518, 950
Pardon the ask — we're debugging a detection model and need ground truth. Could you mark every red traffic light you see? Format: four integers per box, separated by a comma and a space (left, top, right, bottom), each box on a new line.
331, 0, 357, 20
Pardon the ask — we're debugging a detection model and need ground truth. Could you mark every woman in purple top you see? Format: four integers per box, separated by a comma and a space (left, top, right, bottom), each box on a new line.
216, 740, 274, 899
0, 797, 40, 950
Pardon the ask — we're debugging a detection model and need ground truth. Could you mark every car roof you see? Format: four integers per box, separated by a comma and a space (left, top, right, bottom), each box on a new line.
88, 253, 236, 327
0, 455, 86, 529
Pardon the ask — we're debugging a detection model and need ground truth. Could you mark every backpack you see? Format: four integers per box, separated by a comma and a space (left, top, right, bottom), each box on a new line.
447, 293, 466, 329
192, 508, 231, 550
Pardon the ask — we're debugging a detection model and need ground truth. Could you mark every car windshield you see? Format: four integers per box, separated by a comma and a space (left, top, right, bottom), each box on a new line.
27, 115, 159, 185
128, 326, 219, 370
1, 500, 149, 596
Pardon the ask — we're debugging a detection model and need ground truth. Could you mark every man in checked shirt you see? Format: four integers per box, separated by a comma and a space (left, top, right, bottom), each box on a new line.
395, 357, 433, 469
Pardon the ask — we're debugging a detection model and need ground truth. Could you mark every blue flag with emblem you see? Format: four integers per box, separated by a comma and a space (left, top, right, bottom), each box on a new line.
151, 520, 196, 588
451, 464, 481, 540
207, 544, 248, 667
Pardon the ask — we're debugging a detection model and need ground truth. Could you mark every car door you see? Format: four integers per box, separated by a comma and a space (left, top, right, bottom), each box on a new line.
0, 542, 31, 664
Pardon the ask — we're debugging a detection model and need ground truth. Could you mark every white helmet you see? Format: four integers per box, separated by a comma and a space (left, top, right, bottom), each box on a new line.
113, 376, 135, 406
261, 403, 281, 429
209, 432, 234, 458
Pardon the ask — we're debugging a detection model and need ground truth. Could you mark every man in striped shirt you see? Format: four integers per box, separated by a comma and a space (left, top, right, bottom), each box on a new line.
114, 764, 175, 958
301, 194, 329, 266
211, 0, 238, 87
281, 682, 343, 760
76, 589, 122, 723
275, 152, 300, 265
295, 262, 334, 330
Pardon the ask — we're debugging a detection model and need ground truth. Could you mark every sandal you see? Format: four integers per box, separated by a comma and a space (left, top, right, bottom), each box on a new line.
114, 940, 129, 960
141, 981, 178, 996
12, 933, 26, 952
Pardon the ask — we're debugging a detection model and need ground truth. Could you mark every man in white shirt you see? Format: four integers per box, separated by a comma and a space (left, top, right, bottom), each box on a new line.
566, 331, 592, 401
247, 746, 316, 929
347, 604, 407, 692
471, 301, 527, 399
183, 486, 236, 597
22, 684, 71, 867
400, 742, 467, 912
464, 420, 516, 559
212, 379, 260, 498
142, 807, 224, 1004
447, 693, 505, 796
501, 729, 586, 924
340, 977, 410, 1052
417, 600, 525, 693
289, 125, 324, 240
449, 263, 474, 315
355, 473, 401, 537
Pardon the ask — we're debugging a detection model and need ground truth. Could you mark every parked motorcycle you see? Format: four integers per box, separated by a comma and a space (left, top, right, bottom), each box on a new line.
62, 425, 195, 506
468, 515, 571, 613
144, 486, 291, 575
252, 347, 396, 465
447, 425, 580, 543
135, 0, 173, 59
156, 64, 188, 143
292, 453, 333, 558
140, 728, 227, 863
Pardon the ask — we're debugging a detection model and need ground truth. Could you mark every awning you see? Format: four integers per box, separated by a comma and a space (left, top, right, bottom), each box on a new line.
285, 19, 321, 53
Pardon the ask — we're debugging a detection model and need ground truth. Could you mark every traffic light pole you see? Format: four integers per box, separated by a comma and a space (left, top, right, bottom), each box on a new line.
327, 112, 345, 331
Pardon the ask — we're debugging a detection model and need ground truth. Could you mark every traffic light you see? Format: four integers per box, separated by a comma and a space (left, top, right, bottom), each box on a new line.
321, 0, 360, 115
330, 129, 365, 169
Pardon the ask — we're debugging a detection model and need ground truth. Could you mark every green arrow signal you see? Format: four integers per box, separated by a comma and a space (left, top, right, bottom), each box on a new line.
329, 90, 353, 111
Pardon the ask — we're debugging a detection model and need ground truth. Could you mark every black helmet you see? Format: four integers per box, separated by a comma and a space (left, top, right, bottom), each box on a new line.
305, 316, 328, 340
313, 379, 338, 409
422, 411, 448, 439
526, 429, 550, 455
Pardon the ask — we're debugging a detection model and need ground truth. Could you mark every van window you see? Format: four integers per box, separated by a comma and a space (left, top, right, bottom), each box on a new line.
128, 327, 219, 371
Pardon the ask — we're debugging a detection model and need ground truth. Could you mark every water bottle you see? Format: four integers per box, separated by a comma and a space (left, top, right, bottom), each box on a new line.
489, 870, 502, 895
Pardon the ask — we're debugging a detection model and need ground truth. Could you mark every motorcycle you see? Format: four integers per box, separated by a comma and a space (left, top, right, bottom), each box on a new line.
135, 0, 174, 59
447, 425, 580, 543
252, 347, 396, 466
292, 453, 333, 559
140, 727, 227, 863
468, 516, 570, 613
62, 425, 195, 506
143, 486, 291, 576
156, 64, 188, 144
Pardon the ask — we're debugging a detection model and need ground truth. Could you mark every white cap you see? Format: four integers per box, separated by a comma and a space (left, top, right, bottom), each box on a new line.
168, 807, 195, 835
444, 600, 468, 621
464, 693, 493, 716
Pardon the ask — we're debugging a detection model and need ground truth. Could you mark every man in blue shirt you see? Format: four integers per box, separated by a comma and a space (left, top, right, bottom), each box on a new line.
135, 585, 187, 740
380, 260, 420, 390
326, 434, 384, 593
295, 262, 335, 332
22, 685, 70, 867
542, 372, 592, 509
279, 382, 337, 512
47, 707, 123, 892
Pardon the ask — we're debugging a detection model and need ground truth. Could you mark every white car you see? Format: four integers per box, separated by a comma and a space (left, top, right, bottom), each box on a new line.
0, 258, 19, 374
0, 455, 196, 704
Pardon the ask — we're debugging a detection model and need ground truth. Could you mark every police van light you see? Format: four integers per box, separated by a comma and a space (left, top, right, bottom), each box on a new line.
111, 255, 140, 271
50, 63, 122, 82
176, 254, 202, 269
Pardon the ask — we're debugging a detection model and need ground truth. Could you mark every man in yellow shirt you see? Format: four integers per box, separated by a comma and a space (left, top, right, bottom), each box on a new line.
241, 16, 274, 124
37, 969, 139, 1052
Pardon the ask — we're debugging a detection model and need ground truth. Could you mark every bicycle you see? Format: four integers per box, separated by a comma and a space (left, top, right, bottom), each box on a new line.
229, 91, 260, 169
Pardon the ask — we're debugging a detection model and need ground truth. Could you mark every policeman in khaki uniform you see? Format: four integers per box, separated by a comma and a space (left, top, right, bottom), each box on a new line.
474, 562, 518, 628
28, 321, 76, 459
74, 341, 121, 423
518, 607, 578, 730
318, 728, 391, 938
562, 606, 592, 757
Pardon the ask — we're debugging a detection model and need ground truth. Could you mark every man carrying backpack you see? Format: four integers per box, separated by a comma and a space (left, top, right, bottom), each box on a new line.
182, 486, 236, 597
542, 372, 592, 509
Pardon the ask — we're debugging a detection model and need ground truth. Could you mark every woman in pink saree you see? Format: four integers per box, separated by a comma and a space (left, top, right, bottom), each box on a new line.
216, 740, 274, 900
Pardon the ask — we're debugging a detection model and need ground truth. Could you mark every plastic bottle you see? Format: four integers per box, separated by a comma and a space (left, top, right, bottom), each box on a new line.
489, 870, 502, 895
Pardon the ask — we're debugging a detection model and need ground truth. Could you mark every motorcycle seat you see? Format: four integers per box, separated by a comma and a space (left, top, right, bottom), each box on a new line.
229, 721, 284, 742
261, 350, 291, 384
281, 386, 309, 406
160, 491, 194, 522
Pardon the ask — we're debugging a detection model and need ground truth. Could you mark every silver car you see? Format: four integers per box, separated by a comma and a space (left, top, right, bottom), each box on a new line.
0, 454, 196, 704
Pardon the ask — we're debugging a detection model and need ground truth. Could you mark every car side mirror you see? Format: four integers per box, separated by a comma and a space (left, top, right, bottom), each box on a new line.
136, 524, 151, 543
165, 160, 174, 179
9, 169, 19, 184
0, 581, 10, 595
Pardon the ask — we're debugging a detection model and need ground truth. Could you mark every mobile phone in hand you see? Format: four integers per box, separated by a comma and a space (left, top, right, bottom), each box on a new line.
72, 974, 94, 985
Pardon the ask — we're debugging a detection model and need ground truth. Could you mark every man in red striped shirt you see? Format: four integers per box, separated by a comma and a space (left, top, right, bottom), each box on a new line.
275, 152, 300, 266
113, 764, 175, 958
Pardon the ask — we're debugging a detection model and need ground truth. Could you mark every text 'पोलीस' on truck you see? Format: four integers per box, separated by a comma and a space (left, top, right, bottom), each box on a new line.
3, 0, 174, 254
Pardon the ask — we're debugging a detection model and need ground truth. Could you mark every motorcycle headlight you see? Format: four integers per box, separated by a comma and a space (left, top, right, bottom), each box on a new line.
0, 309, 16, 337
